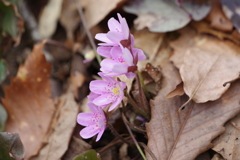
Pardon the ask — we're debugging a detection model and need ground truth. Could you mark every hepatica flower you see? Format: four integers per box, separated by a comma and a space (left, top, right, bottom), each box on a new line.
95, 13, 132, 47
77, 102, 107, 142
90, 73, 126, 111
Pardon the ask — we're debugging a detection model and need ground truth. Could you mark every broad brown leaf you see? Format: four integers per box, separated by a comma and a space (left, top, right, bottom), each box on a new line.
146, 62, 240, 160
30, 73, 85, 160
170, 27, 240, 103
2, 43, 55, 159
212, 114, 240, 160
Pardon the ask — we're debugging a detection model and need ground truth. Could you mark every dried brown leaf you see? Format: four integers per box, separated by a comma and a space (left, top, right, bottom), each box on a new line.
81, 0, 126, 29
146, 62, 240, 160
205, 0, 233, 31
190, 21, 240, 45
170, 28, 240, 103
2, 42, 55, 159
166, 82, 184, 98
212, 114, 240, 160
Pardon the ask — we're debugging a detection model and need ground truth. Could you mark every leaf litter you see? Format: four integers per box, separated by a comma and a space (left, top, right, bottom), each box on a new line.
2, 0, 240, 159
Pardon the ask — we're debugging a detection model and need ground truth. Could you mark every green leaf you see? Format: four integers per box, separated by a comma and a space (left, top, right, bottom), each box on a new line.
0, 59, 7, 83
73, 150, 101, 160
0, 132, 25, 160
124, 0, 211, 32
0, 0, 19, 38
0, 103, 7, 132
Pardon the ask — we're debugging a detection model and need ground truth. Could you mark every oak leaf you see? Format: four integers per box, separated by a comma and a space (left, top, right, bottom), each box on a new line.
170, 27, 240, 103
146, 62, 240, 160
2, 43, 55, 159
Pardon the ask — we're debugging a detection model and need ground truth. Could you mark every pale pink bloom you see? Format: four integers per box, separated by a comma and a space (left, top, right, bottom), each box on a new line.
90, 73, 126, 111
77, 102, 107, 142
99, 45, 146, 79
95, 13, 133, 47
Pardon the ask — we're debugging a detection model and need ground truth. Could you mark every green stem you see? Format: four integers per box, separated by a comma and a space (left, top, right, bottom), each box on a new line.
125, 91, 149, 120
137, 71, 151, 100
122, 114, 147, 160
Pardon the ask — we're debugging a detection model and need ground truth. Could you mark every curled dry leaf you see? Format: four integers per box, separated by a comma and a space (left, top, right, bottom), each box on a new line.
166, 82, 184, 98
170, 27, 240, 103
212, 114, 240, 160
1, 42, 55, 159
146, 62, 240, 160
205, 0, 233, 31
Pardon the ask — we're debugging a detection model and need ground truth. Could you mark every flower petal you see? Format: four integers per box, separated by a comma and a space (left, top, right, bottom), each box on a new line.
108, 96, 122, 111
112, 63, 128, 74
122, 47, 133, 66
125, 72, 136, 79
93, 94, 115, 106
88, 102, 99, 113
77, 113, 95, 126
132, 48, 146, 61
120, 18, 130, 40
97, 47, 112, 58
108, 17, 121, 32
107, 31, 123, 44
96, 128, 105, 142
90, 80, 109, 94
100, 59, 115, 73
95, 33, 112, 43
80, 126, 99, 139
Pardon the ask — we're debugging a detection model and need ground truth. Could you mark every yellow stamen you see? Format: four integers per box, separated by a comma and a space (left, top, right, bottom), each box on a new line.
112, 87, 120, 95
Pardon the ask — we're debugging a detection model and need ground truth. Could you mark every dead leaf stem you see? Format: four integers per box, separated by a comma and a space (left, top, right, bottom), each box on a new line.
169, 102, 194, 160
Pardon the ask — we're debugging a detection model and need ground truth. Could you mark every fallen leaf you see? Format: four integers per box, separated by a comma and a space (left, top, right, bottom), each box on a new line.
59, 0, 81, 47
190, 21, 239, 45
30, 73, 84, 160
205, 0, 233, 31
221, 0, 240, 32
81, 0, 125, 29
0, 132, 24, 160
166, 82, 184, 98
0, 103, 7, 132
195, 152, 211, 160
124, 0, 211, 32
146, 62, 240, 160
211, 153, 224, 160
212, 114, 240, 160
170, 27, 240, 103
124, 0, 190, 32
38, 0, 64, 38
62, 137, 91, 160
2, 42, 55, 159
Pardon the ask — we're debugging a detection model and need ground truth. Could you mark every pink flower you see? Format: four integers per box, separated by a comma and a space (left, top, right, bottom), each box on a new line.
77, 102, 107, 142
90, 73, 126, 111
99, 45, 146, 79
95, 13, 133, 47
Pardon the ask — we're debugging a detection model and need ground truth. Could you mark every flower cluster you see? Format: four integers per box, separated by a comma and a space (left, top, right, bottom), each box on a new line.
77, 13, 146, 142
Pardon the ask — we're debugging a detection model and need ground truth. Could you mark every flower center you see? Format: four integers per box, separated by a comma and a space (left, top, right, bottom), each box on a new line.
112, 87, 120, 95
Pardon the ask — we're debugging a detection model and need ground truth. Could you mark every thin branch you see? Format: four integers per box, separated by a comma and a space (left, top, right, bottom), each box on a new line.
73, 0, 101, 64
